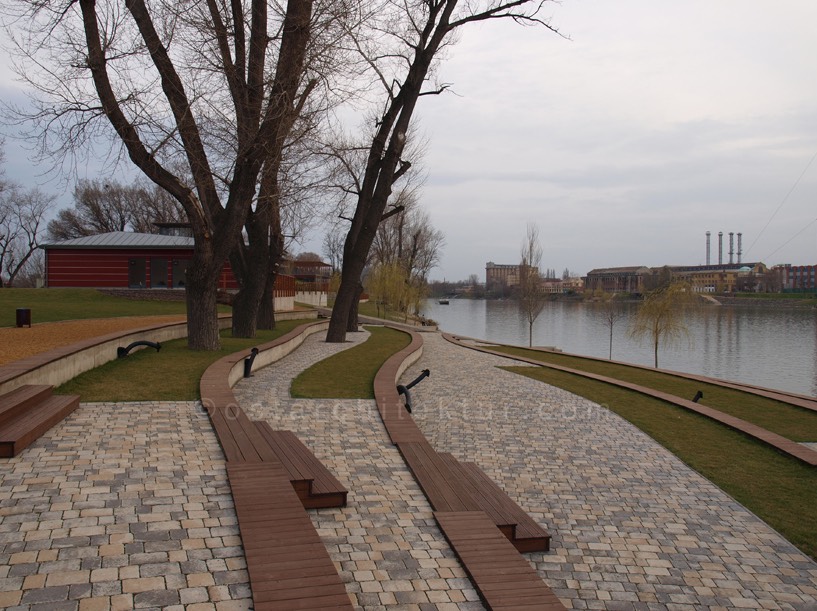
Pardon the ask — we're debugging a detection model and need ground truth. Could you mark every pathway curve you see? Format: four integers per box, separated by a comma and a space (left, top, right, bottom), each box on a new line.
401, 332, 817, 610
233, 328, 484, 610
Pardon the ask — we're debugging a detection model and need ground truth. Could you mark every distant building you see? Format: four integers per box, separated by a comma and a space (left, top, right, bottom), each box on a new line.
773, 264, 817, 292
562, 277, 584, 293
585, 263, 768, 294
40, 232, 296, 306
584, 267, 650, 294
485, 262, 520, 293
670, 262, 767, 293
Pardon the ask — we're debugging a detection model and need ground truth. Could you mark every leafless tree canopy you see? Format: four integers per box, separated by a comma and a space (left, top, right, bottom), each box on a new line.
325, 0, 559, 341
517, 221, 546, 347
0, 186, 53, 287
370, 189, 444, 283
2, 0, 355, 347
47, 178, 186, 241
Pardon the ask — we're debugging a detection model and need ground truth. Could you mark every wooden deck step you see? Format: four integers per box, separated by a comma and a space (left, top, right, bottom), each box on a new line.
396, 441, 476, 513
227, 463, 354, 611
439, 453, 550, 553
254, 424, 348, 509
0, 385, 53, 426
207, 404, 279, 463
435, 511, 565, 611
0, 393, 80, 458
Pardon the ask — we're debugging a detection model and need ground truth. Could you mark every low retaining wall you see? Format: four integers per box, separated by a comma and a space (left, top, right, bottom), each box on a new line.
0, 317, 233, 395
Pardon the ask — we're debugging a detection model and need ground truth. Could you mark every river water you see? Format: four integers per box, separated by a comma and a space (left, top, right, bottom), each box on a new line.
421, 298, 817, 398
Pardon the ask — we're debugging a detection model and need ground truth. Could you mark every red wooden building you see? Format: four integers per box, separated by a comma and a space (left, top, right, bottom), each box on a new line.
41, 232, 295, 297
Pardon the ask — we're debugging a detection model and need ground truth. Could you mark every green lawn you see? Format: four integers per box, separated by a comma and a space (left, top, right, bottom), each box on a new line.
504, 365, 817, 561
291, 326, 411, 399
57, 320, 310, 401
0, 288, 191, 326
492, 345, 817, 442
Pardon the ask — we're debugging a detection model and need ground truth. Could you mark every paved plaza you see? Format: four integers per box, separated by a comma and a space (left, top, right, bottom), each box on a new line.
1, 327, 817, 610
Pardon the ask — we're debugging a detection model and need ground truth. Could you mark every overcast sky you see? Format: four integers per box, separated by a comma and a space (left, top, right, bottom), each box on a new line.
413, 0, 817, 280
2, 1, 816, 282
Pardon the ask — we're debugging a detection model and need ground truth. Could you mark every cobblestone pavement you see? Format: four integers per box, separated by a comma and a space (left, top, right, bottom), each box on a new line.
403, 333, 817, 610
234, 328, 484, 610
4, 327, 817, 611
0, 401, 251, 611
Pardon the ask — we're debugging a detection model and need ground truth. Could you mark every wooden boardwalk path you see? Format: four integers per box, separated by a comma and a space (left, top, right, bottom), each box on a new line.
374, 325, 565, 609
200, 321, 354, 610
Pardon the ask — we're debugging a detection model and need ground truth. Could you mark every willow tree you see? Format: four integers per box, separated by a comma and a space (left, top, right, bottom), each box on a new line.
2, 0, 331, 348
326, 0, 561, 343
629, 280, 697, 368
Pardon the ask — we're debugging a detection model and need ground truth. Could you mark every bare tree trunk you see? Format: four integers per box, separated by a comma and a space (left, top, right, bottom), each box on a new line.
231, 270, 266, 337
185, 262, 221, 350
609, 326, 613, 360
256, 270, 277, 330
328, 265, 363, 341
347, 282, 363, 332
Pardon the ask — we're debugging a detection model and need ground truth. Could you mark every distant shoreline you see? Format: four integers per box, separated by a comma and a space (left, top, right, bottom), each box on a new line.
710, 295, 817, 308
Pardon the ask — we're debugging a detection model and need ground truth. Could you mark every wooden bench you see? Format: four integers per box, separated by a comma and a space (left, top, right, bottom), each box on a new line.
370, 326, 563, 606
439, 453, 550, 553
435, 511, 566, 610
199, 321, 353, 610
397, 440, 550, 553
227, 462, 354, 610
255, 424, 347, 509
0, 385, 80, 458
397, 440, 476, 512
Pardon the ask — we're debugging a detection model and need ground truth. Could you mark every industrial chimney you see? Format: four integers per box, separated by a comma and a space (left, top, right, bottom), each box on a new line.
728, 232, 734, 265
737, 232, 743, 264
718, 232, 723, 265
706, 231, 711, 266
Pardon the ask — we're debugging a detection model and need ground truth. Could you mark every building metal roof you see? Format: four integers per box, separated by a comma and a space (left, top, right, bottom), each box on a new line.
41, 232, 195, 250
586, 266, 650, 275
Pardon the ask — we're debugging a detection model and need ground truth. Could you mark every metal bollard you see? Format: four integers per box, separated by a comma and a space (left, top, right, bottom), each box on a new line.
244, 348, 259, 378
117, 340, 161, 358
397, 369, 430, 413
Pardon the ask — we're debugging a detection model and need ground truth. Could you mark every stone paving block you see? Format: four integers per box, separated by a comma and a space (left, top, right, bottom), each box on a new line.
401, 333, 817, 610
234, 329, 487, 610
0, 402, 251, 610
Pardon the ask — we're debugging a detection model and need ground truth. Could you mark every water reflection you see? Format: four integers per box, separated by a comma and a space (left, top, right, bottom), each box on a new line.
423, 298, 817, 397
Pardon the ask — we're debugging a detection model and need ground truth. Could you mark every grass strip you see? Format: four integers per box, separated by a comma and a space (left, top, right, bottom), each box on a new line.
57, 319, 309, 401
503, 365, 817, 561
291, 326, 411, 399
492, 345, 817, 442
0, 288, 232, 326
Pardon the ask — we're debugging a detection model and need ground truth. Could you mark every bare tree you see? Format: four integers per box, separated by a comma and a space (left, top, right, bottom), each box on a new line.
325, 0, 560, 342
47, 179, 185, 241
596, 292, 626, 360
323, 226, 345, 272
517, 222, 546, 347
0, 186, 52, 287
369, 190, 444, 319
629, 280, 697, 368
3, 0, 333, 348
